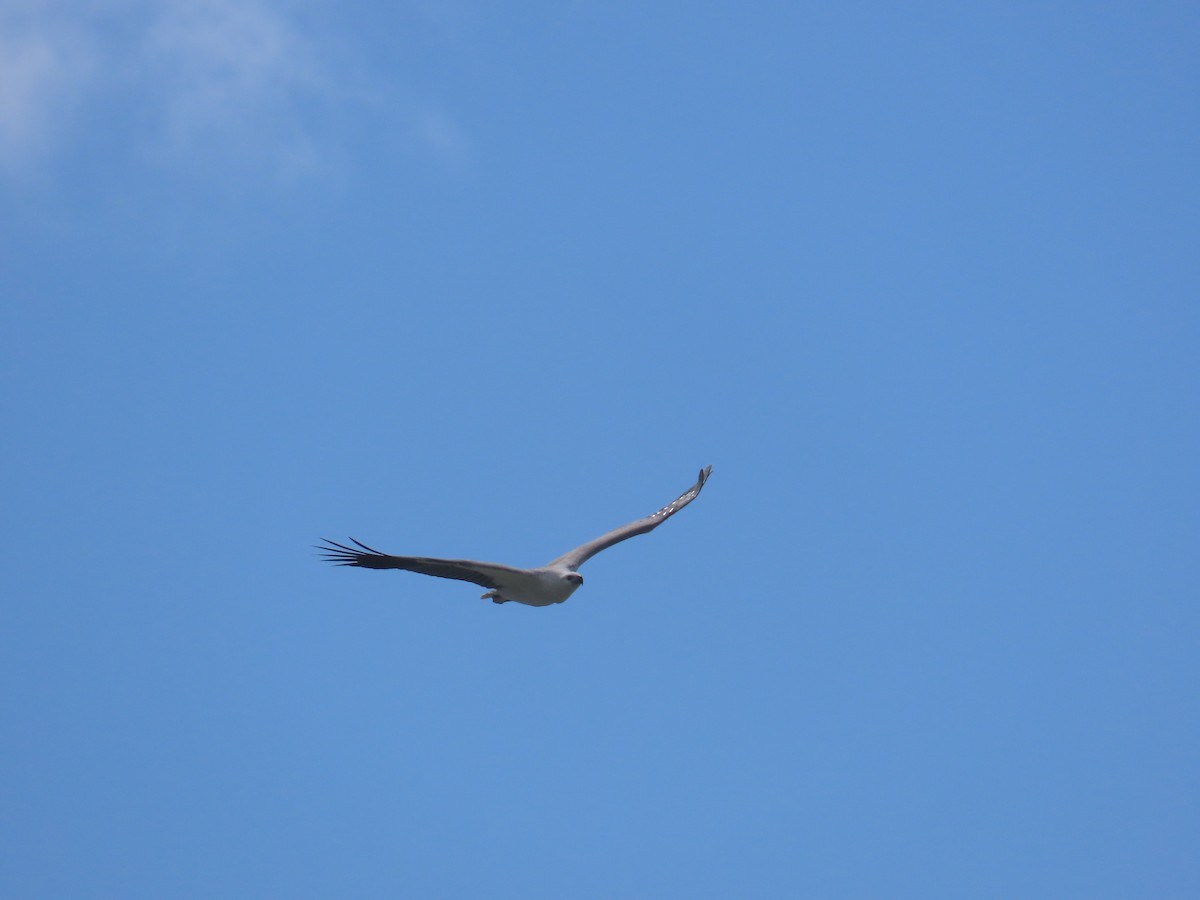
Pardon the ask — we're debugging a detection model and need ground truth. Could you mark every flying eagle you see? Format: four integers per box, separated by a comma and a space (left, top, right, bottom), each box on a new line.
318, 465, 712, 606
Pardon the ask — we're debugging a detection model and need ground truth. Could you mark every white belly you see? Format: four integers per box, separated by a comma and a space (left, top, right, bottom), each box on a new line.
501, 568, 581, 607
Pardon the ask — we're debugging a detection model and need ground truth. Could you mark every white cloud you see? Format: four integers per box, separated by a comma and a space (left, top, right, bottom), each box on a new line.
410, 107, 469, 167
0, 16, 93, 174
138, 0, 330, 175
0, 0, 470, 182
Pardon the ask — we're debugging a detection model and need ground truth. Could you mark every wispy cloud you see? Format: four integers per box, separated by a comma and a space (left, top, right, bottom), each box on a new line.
0, 0, 469, 182
138, 0, 331, 177
0, 13, 93, 174
409, 107, 469, 168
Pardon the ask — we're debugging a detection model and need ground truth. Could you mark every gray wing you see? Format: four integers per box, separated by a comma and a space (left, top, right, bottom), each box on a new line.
317, 538, 530, 590
548, 465, 713, 571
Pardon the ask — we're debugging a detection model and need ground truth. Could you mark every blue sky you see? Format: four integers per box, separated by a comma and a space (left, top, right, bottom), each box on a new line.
2, 2, 1197, 897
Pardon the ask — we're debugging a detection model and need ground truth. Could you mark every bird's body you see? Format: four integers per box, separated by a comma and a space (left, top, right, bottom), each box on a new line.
319, 465, 712, 607
481, 566, 582, 607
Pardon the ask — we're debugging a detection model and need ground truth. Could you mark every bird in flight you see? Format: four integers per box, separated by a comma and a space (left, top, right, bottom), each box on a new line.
318, 465, 712, 607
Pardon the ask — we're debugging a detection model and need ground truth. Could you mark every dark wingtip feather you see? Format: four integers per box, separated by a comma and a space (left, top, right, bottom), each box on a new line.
315, 537, 381, 567
349, 537, 387, 555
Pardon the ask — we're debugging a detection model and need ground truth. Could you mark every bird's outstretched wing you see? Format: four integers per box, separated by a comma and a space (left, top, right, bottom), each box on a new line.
548, 465, 713, 571
317, 538, 529, 591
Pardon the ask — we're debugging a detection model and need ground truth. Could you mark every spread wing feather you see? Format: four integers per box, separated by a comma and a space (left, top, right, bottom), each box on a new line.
317, 538, 528, 591
548, 465, 713, 571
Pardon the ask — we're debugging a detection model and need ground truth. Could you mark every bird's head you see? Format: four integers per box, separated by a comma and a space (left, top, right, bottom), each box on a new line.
564, 572, 584, 587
